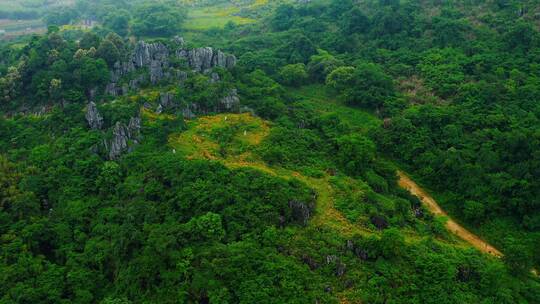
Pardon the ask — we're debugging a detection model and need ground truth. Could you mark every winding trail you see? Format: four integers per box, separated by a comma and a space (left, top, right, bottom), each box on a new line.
398, 171, 503, 257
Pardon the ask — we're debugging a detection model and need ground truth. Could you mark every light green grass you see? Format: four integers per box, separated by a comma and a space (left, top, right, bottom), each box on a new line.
182, 0, 272, 31
291, 84, 382, 133
184, 4, 255, 31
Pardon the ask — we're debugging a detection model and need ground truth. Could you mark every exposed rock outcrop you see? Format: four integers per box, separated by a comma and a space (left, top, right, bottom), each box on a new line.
325, 255, 346, 277
111, 61, 135, 83
176, 47, 236, 72
302, 254, 319, 270
370, 215, 389, 230
346, 240, 369, 261
210, 72, 220, 83
182, 103, 198, 119
85, 101, 104, 130
289, 199, 315, 226
133, 41, 170, 84
105, 38, 236, 97
104, 117, 141, 160
218, 89, 240, 112
105, 83, 121, 97
160, 92, 175, 109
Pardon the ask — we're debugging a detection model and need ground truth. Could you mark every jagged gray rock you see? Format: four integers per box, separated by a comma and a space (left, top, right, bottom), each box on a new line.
107, 41, 169, 92
111, 61, 135, 83
89, 87, 98, 101
186, 47, 213, 72
173, 35, 185, 46
105, 117, 141, 160
289, 200, 315, 226
370, 215, 389, 230
177, 47, 237, 72
105, 83, 120, 97
325, 255, 346, 277
105, 38, 236, 97
210, 72, 220, 83
182, 104, 197, 119
85, 101, 104, 130
160, 92, 175, 108
346, 240, 369, 261
128, 117, 141, 137
129, 75, 146, 91
133, 41, 169, 69
219, 89, 240, 112
176, 70, 188, 82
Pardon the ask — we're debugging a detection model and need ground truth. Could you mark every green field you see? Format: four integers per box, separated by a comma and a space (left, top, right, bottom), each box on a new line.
291, 84, 381, 133
184, 5, 254, 31
183, 0, 270, 31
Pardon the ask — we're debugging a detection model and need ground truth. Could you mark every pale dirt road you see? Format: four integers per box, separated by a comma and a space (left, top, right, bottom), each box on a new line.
398, 171, 503, 257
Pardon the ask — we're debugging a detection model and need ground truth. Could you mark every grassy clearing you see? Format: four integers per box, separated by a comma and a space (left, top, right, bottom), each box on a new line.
169, 113, 270, 160
184, 4, 254, 31
291, 84, 381, 133
168, 112, 369, 236
141, 108, 176, 123
166, 112, 437, 242
182, 0, 270, 31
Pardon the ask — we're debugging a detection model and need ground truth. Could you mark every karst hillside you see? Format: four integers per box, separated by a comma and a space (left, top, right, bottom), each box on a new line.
0, 0, 539, 303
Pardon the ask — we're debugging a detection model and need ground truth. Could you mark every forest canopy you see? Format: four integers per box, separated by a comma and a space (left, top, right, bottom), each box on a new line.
0, 0, 539, 303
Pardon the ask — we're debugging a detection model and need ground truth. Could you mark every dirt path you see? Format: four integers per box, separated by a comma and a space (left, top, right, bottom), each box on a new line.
398, 171, 503, 257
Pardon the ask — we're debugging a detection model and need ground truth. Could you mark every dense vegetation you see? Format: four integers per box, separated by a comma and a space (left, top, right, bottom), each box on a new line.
1, 0, 539, 303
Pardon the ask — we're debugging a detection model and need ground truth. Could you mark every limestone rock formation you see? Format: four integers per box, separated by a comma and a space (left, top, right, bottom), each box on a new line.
218, 89, 240, 112
132, 41, 170, 84
325, 255, 346, 277
104, 38, 237, 101
105, 117, 141, 160
85, 101, 104, 130
160, 92, 175, 108
346, 240, 369, 261
133, 41, 169, 69
176, 47, 237, 72
289, 199, 315, 226
370, 215, 389, 230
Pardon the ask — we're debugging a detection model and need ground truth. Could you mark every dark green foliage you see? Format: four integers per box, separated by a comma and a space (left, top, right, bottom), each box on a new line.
1, 0, 540, 302
44, 7, 79, 26
131, 3, 186, 37
336, 134, 376, 175
97, 39, 121, 66
328, 63, 395, 109
103, 9, 132, 37
279, 63, 308, 87
79, 32, 101, 49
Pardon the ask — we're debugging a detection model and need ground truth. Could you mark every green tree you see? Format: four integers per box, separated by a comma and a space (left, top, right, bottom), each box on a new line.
77, 57, 109, 90
132, 4, 186, 37
503, 237, 533, 276
463, 200, 485, 222
336, 134, 376, 175
344, 63, 395, 108
97, 39, 120, 66
307, 49, 343, 82
79, 32, 101, 50
104, 10, 131, 36
326, 66, 355, 90
341, 7, 370, 34
187, 212, 225, 242
279, 63, 308, 87
44, 7, 78, 26
380, 228, 405, 259
96, 161, 122, 196
271, 4, 295, 31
